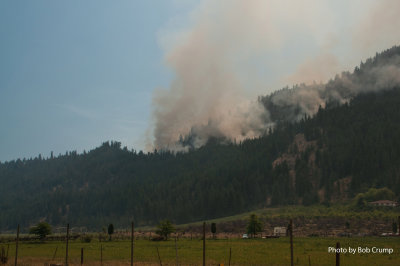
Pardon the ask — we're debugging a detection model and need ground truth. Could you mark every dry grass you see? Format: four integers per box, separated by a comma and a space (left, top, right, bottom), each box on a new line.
1, 237, 399, 265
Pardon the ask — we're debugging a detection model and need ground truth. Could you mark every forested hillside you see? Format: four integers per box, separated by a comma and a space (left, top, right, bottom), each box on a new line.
1, 47, 400, 231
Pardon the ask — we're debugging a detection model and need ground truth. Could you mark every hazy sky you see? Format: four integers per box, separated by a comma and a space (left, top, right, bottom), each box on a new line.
1, 0, 399, 161
0, 0, 196, 161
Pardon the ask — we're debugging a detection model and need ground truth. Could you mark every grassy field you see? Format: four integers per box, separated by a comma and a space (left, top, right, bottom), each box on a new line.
1, 236, 399, 265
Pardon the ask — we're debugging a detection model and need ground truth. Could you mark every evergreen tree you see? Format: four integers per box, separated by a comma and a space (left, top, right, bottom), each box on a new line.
108, 224, 114, 241
246, 214, 263, 238
156, 220, 175, 240
211, 222, 217, 239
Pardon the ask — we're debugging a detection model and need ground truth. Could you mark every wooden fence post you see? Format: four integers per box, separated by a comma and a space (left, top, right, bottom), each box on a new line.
1, 246, 5, 264
15, 224, 19, 266
336, 242, 340, 266
203, 222, 206, 266
52, 246, 58, 260
398, 216, 400, 237
100, 244, 103, 266
131, 221, 134, 266
156, 246, 162, 266
66, 223, 69, 266
175, 235, 179, 266
81, 248, 84, 265
229, 247, 231, 266
289, 219, 293, 266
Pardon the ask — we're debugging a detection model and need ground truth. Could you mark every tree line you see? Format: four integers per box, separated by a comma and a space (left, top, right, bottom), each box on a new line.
1, 48, 400, 230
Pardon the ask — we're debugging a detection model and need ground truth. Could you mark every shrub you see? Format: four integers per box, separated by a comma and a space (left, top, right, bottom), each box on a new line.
29, 222, 51, 240
82, 235, 92, 243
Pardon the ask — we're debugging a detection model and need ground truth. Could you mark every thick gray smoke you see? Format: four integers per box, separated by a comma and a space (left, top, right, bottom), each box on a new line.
152, 0, 275, 150
263, 51, 400, 122
150, 0, 400, 151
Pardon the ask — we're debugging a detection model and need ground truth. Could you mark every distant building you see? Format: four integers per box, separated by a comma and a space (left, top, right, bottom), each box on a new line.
273, 227, 287, 236
369, 200, 398, 207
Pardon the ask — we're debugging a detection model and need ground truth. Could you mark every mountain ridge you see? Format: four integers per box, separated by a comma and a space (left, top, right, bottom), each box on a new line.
1, 47, 400, 230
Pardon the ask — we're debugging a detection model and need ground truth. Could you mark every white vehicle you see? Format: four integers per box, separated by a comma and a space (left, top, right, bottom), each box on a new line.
242, 234, 249, 239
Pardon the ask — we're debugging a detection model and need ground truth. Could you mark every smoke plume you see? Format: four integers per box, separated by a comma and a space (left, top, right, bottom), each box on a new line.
150, 0, 400, 151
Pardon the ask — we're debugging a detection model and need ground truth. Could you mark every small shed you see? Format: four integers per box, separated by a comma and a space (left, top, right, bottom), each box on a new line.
273, 227, 287, 237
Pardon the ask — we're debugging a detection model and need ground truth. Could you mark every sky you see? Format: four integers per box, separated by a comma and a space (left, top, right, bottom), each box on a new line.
1, 0, 399, 162
0, 0, 197, 161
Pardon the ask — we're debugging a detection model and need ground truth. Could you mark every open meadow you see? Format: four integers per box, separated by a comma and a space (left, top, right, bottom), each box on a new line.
1, 236, 399, 265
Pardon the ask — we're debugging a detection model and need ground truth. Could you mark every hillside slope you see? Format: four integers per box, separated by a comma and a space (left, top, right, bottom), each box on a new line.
1, 48, 400, 231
